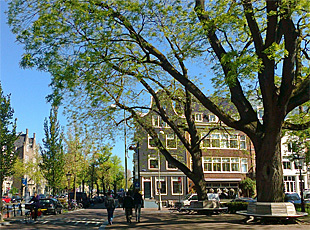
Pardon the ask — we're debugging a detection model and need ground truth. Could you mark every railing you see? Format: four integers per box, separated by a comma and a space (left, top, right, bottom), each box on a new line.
1, 202, 24, 218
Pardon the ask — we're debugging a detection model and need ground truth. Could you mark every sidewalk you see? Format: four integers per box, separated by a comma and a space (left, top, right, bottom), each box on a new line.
102, 207, 310, 230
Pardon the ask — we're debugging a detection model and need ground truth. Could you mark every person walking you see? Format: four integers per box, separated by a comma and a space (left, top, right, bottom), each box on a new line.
123, 191, 134, 223
30, 192, 40, 221
104, 191, 115, 225
133, 189, 143, 222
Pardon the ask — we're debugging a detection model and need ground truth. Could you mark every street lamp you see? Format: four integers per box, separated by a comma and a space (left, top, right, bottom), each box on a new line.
66, 173, 72, 209
293, 154, 305, 212
129, 143, 140, 190
157, 130, 165, 210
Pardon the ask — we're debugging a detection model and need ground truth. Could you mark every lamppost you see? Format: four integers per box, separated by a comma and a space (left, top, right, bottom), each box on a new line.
158, 148, 162, 210
293, 154, 305, 212
129, 143, 140, 190
157, 130, 164, 210
66, 173, 72, 209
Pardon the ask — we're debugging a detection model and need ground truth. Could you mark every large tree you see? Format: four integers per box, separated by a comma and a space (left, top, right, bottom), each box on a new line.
7, 0, 310, 202
0, 83, 18, 221
40, 106, 65, 195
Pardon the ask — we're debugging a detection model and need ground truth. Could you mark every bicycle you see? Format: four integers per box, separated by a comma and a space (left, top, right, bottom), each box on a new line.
24, 203, 46, 223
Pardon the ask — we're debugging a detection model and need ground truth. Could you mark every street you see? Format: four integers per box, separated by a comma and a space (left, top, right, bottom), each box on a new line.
2, 203, 107, 230
2, 202, 310, 230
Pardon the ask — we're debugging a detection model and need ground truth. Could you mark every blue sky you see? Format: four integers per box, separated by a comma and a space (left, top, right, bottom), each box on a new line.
0, 1, 128, 169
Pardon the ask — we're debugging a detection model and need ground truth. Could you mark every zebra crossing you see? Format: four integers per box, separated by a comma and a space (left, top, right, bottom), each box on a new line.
18, 217, 106, 226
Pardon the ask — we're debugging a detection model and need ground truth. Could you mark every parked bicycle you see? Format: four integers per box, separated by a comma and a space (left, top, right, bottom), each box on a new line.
68, 199, 83, 210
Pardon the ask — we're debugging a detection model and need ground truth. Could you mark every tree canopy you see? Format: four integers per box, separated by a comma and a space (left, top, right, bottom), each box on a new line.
7, 0, 310, 202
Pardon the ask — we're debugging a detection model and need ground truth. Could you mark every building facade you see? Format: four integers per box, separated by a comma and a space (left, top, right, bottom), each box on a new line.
132, 96, 255, 203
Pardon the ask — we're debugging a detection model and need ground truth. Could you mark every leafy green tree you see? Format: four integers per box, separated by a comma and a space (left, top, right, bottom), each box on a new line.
0, 83, 18, 221
7, 0, 310, 202
239, 178, 256, 198
40, 106, 65, 195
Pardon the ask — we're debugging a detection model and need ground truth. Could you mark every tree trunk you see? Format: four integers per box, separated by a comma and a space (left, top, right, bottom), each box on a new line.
0, 176, 3, 222
254, 127, 284, 202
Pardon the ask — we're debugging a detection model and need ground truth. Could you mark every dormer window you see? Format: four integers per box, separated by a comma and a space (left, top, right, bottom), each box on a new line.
209, 114, 218, 122
194, 113, 203, 122
152, 115, 160, 127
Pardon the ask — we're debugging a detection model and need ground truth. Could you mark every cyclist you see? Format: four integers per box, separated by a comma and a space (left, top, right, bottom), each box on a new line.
30, 192, 40, 221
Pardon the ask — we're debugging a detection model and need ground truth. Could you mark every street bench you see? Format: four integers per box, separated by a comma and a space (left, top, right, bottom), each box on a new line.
236, 202, 308, 223
180, 200, 228, 215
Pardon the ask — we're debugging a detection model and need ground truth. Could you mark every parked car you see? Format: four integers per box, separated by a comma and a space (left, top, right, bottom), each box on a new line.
11, 195, 23, 203
304, 193, 310, 203
2, 196, 11, 203
39, 198, 63, 215
175, 193, 220, 207
284, 192, 301, 204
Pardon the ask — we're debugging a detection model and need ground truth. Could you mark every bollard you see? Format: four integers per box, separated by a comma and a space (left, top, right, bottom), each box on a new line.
13, 204, 16, 217
20, 203, 23, 216
7, 204, 9, 218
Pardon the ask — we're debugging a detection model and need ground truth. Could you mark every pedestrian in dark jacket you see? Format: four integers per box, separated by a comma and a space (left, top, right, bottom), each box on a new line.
133, 189, 143, 222
104, 191, 115, 225
123, 192, 134, 223
30, 192, 40, 221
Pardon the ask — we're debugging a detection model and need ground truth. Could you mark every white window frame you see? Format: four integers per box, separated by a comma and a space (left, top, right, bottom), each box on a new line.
201, 132, 243, 149
171, 177, 183, 195
194, 113, 203, 122
203, 157, 212, 172
152, 115, 160, 127
231, 157, 240, 172
241, 158, 248, 172
166, 155, 178, 170
148, 155, 159, 170
202, 157, 243, 173
166, 133, 177, 149
209, 114, 218, 122
155, 177, 167, 195
240, 135, 246, 150
148, 135, 157, 149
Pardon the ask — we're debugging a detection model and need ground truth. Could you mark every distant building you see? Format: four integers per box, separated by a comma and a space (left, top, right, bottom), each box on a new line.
132, 94, 255, 204
11, 129, 45, 197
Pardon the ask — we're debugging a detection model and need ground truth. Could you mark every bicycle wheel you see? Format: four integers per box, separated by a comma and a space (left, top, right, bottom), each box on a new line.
24, 211, 31, 223
78, 203, 83, 209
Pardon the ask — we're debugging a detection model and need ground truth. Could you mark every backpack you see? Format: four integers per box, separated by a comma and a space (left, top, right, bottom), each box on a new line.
105, 197, 115, 209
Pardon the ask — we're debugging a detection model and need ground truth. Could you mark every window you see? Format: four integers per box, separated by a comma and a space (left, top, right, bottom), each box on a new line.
148, 156, 158, 169
231, 158, 240, 171
166, 133, 177, 149
284, 176, 296, 192
222, 158, 230, 171
152, 115, 160, 127
202, 132, 241, 149
148, 135, 157, 149
172, 177, 183, 195
194, 113, 203, 122
211, 134, 220, 148
209, 114, 218, 122
229, 135, 238, 148
241, 158, 248, 172
213, 158, 221, 171
283, 161, 291, 170
203, 157, 212, 171
167, 155, 178, 170
156, 177, 167, 195
240, 135, 246, 149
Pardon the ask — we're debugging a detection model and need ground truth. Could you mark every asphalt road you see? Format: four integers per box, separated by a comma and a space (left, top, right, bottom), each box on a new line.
2, 203, 310, 230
